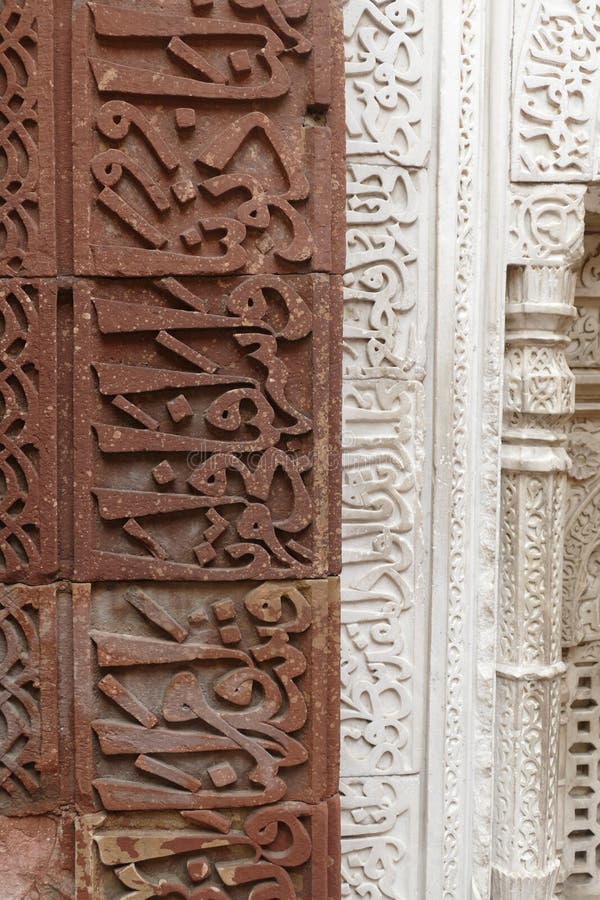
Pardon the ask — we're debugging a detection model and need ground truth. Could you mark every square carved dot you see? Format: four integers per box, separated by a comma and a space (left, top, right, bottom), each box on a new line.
212, 598, 235, 621
228, 49, 252, 75
208, 762, 238, 788
175, 107, 196, 130
219, 624, 241, 644
167, 394, 193, 423
172, 179, 197, 205
152, 460, 176, 485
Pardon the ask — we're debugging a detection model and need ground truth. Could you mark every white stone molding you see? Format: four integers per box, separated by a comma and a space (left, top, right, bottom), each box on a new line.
559, 642, 600, 895
341, 379, 423, 778
344, 165, 427, 380
492, 184, 586, 897
343, 0, 431, 165
343, 0, 512, 894
511, 0, 600, 184
342, 0, 432, 893
430, 0, 513, 896
341, 775, 421, 899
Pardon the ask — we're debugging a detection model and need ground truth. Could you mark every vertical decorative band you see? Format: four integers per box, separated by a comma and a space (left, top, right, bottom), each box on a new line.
0, 0, 346, 896
493, 185, 586, 898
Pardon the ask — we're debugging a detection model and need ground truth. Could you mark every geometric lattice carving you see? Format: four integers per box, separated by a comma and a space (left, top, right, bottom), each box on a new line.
0, 281, 56, 582
0, 584, 58, 814
0, 2, 55, 276
562, 643, 600, 895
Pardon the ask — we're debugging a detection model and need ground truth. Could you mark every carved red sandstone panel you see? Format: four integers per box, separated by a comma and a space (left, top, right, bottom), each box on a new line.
72, 579, 339, 812
0, 584, 59, 814
0, 280, 57, 581
73, 275, 339, 581
72, 0, 344, 277
0, 1, 56, 276
76, 800, 340, 899
0, 812, 75, 897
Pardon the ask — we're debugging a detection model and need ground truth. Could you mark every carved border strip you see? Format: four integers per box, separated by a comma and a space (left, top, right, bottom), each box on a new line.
342, 0, 431, 893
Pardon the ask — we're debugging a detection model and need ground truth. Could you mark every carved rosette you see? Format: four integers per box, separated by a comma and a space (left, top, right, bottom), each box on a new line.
493, 185, 586, 897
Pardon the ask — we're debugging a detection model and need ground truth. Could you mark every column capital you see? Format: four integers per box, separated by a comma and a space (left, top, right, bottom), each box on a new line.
508, 184, 586, 269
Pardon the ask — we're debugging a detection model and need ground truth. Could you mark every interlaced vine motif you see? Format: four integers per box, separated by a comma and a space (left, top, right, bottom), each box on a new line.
0, 586, 41, 803
0, 1, 42, 273
0, 282, 40, 578
443, 0, 478, 894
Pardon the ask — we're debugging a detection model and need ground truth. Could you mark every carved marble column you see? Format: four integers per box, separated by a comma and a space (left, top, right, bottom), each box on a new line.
492, 185, 586, 898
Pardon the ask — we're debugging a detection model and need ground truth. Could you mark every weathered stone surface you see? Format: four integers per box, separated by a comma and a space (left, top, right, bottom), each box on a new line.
73, 579, 339, 812
0, 280, 57, 582
72, 0, 344, 277
0, 812, 74, 899
344, 0, 431, 166
73, 275, 340, 581
0, 584, 60, 814
341, 379, 423, 777
340, 775, 420, 898
76, 800, 339, 899
344, 166, 427, 379
0, 1, 56, 277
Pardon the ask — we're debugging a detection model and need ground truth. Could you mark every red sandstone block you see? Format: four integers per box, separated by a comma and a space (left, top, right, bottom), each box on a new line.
73, 275, 340, 581
72, 0, 344, 276
75, 798, 340, 899
0, 812, 74, 898
0, 585, 60, 815
72, 579, 339, 812
0, 281, 57, 582
0, 1, 56, 276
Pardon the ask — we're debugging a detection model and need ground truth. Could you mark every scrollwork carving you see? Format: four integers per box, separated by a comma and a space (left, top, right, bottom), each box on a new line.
344, 166, 426, 379
512, 0, 600, 183
74, 580, 339, 812
340, 775, 419, 899
341, 380, 422, 778
343, 0, 429, 165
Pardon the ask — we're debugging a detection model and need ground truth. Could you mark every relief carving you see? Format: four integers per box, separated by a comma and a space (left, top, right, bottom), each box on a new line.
512, 0, 600, 183
76, 800, 339, 899
494, 185, 586, 896
340, 775, 420, 899
0, 1, 55, 275
344, 165, 426, 379
0, 0, 345, 892
344, 0, 429, 165
73, 275, 339, 581
563, 423, 600, 646
341, 379, 423, 778
73, 580, 339, 812
340, 0, 429, 890
0, 280, 56, 582
73, 0, 344, 276
0, 584, 59, 814
508, 185, 586, 265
